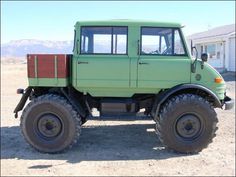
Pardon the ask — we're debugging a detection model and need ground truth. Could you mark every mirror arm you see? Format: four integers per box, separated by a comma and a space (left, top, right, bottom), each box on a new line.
200, 53, 208, 69
201, 61, 204, 69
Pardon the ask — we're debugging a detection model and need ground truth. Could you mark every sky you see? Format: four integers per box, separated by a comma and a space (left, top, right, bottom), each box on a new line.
1, 1, 235, 44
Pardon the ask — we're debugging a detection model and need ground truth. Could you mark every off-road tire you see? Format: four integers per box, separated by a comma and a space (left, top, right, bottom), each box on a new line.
155, 94, 218, 153
81, 115, 88, 125
21, 94, 81, 153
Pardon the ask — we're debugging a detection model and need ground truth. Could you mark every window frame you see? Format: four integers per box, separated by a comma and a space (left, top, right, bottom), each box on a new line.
73, 30, 76, 53
80, 26, 128, 55
140, 26, 188, 56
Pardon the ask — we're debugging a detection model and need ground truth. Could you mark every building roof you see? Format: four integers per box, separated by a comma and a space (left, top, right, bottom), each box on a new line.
75, 19, 182, 28
188, 24, 235, 40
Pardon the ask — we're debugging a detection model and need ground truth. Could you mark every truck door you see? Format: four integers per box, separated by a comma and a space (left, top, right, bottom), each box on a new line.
76, 26, 129, 89
137, 27, 191, 89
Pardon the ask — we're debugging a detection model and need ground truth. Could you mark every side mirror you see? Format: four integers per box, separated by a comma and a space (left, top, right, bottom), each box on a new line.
201, 53, 208, 62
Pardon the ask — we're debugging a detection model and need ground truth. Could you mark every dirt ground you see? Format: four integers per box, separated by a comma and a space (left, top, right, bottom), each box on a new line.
1, 63, 235, 176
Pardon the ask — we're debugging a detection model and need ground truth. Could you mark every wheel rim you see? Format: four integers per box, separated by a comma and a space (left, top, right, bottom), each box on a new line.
175, 114, 202, 140
37, 113, 62, 138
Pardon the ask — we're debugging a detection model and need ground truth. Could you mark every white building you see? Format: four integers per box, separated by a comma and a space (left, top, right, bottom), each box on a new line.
188, 24, 235, 72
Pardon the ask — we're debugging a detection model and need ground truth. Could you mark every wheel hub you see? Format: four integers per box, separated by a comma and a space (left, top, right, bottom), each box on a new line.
176, 114, 201, 139
37, 114, 62, 138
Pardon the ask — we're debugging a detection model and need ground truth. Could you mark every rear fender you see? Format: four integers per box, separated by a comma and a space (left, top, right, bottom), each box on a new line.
60, 88, 86, 117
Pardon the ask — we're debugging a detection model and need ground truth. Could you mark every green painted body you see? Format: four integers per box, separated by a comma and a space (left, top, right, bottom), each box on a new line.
29, 78, 69, 87
28, 20, 226, 100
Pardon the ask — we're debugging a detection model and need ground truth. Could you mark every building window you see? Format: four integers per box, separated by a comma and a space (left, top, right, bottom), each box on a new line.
201, 45, 204, 54
205, 44, 216, 59
80, 26, 128, 54
216, 43, 222, 59
203, 43, 222, 60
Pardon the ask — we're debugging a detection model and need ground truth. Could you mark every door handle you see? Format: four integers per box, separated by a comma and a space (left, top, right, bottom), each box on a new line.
139, 62, 149, 65
78, 61, 89, 64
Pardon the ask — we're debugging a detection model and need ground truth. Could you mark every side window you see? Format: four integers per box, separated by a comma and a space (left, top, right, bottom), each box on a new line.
93, 28, 112, 53
80, 26, 127, 54
141, 30, 160, 54
174, 29, 185, 55
160, 36, 167, 53
141, 27, 172, 55
81, 35, 89, 53
141, 27, 186, 56
113, 27, 127, 54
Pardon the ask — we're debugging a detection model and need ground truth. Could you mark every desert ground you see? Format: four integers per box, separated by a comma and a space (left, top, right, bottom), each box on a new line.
1, 63, 235, 176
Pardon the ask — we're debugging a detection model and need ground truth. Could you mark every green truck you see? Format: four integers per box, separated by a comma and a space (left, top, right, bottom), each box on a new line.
14, 20, 234, 154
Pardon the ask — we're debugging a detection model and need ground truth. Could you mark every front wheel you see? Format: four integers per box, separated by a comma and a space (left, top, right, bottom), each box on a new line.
155, 94, 218, 153
21, 94, 81, 153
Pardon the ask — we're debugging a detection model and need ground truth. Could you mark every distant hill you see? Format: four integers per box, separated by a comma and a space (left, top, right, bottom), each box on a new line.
1, 39, 162, 59
1, 39, 73, 58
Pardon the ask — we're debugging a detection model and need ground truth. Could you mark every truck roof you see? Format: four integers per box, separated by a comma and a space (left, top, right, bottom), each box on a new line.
75, 19, 182, 28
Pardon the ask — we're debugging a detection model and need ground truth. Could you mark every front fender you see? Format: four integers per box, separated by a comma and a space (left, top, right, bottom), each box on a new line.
151, 84, 222, 119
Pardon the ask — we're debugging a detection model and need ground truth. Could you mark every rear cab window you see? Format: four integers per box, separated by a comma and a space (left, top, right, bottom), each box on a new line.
80, 26, 128, 55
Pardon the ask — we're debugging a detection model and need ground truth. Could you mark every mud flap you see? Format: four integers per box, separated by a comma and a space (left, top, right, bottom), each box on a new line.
13, 87, 32, 118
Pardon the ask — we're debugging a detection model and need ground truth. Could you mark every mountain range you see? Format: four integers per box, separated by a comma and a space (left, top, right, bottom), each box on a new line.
1, 39, 74, 58
1, 39, 176, 58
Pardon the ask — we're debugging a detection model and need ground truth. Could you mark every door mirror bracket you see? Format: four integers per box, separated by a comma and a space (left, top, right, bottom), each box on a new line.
201, 53, 208, 69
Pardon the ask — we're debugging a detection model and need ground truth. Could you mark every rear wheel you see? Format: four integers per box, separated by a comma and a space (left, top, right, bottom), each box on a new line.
21, 94, 81, 153
155, 94, 218, 153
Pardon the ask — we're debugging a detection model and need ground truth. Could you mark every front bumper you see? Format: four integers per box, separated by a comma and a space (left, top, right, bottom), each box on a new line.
222, 96, 234, 110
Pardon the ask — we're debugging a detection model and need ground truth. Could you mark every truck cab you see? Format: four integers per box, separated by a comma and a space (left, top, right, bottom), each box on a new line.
14, 20, 234, 154
73, 20, 191, 97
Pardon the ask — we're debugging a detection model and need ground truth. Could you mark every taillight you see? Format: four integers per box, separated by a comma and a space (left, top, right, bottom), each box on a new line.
17, 88, 24, 94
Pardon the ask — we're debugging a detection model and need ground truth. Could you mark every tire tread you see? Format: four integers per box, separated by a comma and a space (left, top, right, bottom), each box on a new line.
155, 93, 218, 153
20, 94, 81, 153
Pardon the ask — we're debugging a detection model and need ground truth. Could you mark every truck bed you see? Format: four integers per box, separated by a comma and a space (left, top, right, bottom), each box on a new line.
27, 54, 72, 87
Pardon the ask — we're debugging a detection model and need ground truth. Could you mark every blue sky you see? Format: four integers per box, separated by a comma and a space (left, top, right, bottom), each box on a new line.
1, 1, 235, 44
